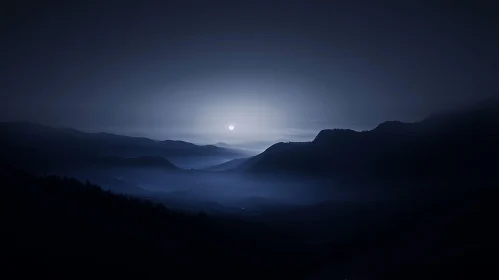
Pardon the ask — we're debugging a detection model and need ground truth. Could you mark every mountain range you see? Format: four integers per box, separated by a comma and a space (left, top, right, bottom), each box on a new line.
228, 99, 499, 182
2, 100, 498, 279
0, 122, 244, 171
1, 99, 498, 183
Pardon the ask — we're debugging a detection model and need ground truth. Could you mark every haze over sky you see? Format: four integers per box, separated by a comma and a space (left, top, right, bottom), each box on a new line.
2, 1, 498, 148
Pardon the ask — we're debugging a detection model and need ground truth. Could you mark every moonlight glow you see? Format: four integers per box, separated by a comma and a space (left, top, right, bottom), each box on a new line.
228, 125, 235, 131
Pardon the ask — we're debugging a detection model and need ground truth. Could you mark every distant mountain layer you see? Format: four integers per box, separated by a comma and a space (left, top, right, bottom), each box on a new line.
0, 122, 243, 170
89, 156, 178, 169
242, 99, 499, 181
213, 142, 232, 148
204, 157, 249, 171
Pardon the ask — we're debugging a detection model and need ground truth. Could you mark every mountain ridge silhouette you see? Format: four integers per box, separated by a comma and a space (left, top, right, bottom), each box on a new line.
0, 122, 244, 171
240, 99, 499, 181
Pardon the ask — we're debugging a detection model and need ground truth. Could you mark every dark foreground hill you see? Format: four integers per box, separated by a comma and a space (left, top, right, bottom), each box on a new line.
1, 165, 498, 279
0, 165, 315, 279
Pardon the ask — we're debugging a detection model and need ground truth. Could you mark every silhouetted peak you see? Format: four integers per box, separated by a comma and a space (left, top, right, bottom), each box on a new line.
203, 144, 223, 150
375, 120, 405, 129
372, 121, 420, 135
263, 142, 289, 153
423, 98, 499, 128
262, 141, 307, 155
312, 129, 358, 145
214, 142, 231, 148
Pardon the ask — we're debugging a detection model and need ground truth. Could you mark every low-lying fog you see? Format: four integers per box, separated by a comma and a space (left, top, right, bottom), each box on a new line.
46, 164, 475, 255
167, 156, 241, 169
50, 166, 386, 216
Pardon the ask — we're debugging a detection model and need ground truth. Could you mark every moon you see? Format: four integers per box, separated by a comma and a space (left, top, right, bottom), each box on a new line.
228, 125, 235, 131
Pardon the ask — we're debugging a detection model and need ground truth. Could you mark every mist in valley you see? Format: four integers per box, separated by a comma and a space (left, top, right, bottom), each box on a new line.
3, 1, 499, 278
52, 165, 355, 214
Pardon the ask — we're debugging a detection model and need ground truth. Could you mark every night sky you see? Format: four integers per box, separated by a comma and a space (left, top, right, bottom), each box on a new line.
2, 1, 498, 148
